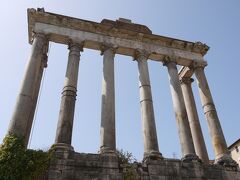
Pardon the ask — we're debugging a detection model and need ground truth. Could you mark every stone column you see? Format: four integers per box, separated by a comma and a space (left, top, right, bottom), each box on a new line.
194, 64, 235, 165
26, 43, 49, 147
55, 42, 82, 150
164, 59, 199, 161
8, 33, 48, 146
135, 50, 162, 160
180, 77, 209, 163
100, 45, 116, 154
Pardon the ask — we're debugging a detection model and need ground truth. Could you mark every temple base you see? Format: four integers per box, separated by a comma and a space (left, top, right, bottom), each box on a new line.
41, 152, 240, 180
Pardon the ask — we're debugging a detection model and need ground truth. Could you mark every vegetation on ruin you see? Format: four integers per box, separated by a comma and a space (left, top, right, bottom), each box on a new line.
0, 135, 53, 180
117, 149, 140, 180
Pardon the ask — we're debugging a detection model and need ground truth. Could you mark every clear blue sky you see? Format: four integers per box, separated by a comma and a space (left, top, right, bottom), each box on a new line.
0, 0, 240, 161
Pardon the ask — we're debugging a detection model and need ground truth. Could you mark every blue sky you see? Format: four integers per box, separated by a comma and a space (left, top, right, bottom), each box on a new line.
0, 0, 240, 161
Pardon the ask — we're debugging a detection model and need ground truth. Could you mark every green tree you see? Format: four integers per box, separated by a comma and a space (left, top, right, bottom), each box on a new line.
0, 135, 52, 180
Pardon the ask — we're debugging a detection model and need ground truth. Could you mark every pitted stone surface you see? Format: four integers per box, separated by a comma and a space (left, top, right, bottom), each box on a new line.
43, 153, 240, 180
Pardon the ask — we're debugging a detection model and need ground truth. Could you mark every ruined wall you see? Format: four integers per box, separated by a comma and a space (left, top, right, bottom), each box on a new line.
45, 152, 240, 180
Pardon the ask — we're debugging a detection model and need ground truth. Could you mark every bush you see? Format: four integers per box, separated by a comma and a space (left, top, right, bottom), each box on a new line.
116, 149, 136, 165
116, 149, 139, 180
0, 135, 52, 180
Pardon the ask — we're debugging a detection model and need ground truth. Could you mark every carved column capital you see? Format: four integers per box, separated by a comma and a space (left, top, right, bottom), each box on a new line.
191, 61, 207, 70
32, 32, 49, 46
180, 77, 194, 84
33, 32, 47, 40
100, 43, 117, 55
133, 49, 150, 60
162, 55, 177, 66
68, 41, 84, 52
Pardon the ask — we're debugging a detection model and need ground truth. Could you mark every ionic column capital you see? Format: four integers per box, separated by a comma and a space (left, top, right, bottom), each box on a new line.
134, 49, 150, 60
162, 56, 178, 66
100, 43, 117, 55
33, 32, 47, 39
68, 41, 84, 52
180, 77, 194, 85
191, 61, 208, 70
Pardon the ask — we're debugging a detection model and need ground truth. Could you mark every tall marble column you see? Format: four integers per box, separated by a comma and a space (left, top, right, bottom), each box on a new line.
135, 50, 162, 160
180, 77, 209, 163
100, 45, 116, 154
26, 43, 49, 147
55, 42, 82, 150
194, 64, 235, 165
8, 33, 48, 147
164, 58, 199, 161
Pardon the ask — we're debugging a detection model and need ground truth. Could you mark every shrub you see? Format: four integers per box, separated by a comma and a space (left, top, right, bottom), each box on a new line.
0, 135, 52, 180
116, 149, 139, 180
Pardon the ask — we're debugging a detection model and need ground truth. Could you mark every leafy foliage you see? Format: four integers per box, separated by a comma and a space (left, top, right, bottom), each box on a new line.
0, 135, 52, 180
116, 149, 139, 180
116, 149, 137, 164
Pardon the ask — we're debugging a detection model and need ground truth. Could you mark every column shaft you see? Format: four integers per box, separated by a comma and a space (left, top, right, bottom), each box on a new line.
181, 77, 209, 163
136, 51, 162, 160
194, 66, 230, 162
165, 61, 198, 161
100, 47, 116, 153
26, 50, 48, 146
8, 33, 47, 146
55, 43, 81, 146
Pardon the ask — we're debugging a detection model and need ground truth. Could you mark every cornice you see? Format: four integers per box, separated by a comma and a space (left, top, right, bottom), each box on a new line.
28, 8, 209, 56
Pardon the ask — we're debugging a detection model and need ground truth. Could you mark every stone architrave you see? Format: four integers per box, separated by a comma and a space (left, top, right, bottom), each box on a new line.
8, 33, 48, 146
164, 58, 199, 161
135, 50, 162, 160
180, 77, 209, 163
194, 64, 236, 165
55, 42, 82, 150
100, 45, 116, 154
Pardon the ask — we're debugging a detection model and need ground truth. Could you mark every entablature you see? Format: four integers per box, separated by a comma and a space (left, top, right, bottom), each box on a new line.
28, 8, 209, 67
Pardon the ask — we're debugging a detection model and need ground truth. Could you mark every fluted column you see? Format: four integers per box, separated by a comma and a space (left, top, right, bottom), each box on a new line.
8, 33, 48, 146
135, 50, 162, 160
180, 77, 209, 163
164, 59, 199, 161
55, 42, 82, 149
194, 64, 235, 165
100, 45, 116, 154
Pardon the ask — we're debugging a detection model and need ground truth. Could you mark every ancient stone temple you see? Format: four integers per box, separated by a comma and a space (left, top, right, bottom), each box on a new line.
7, 8, 240, 179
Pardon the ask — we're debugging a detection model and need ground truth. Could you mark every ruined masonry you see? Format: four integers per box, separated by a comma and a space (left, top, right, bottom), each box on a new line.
7, 8, 240, 180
